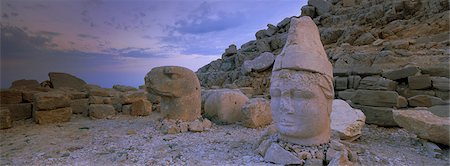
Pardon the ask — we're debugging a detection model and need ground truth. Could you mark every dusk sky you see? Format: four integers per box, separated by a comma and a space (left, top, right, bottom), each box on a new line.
1, 0, 306, 88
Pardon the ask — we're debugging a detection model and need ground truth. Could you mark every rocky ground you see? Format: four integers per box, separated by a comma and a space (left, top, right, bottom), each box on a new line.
1, 113, 448, 165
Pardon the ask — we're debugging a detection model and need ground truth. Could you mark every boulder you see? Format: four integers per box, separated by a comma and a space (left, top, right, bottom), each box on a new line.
354, 32, 376, 46
3, 103, 32, 121
358, 76, 397, 91
242, 52, 275, 74
308, 0, 332, 15
241, 98, 272, 128
397, 88, 436, 98
393, 109, 450, 145
343, 0, 355, 7
0, 108, 12, 129
121, 104, 131, 115
34, 92, 70, 111
351, 104, 398, 127
131, 99, 152, 116
408, 95, 446, 107
350, 90, 399, 107
331, 100, 366, 140
48, 72, 87, 90
145, 66, 201, 121
382, 66, 420, 80
34, 107, 72, 124
301, 5, 316, 18
337, 89, 355, 100
397, 96, 408, 108
264, 143, 302, 165
222, 44, 237, 58
431, 77, 449, 91
204, 90, 249, 124
112, 84, 137, 92
408, 75, 432, 90
10, 79, 40, 89
0, 89, 22, 104
89, 104, 116, 119
70, 99, 89, 115
88, 96, 111, 104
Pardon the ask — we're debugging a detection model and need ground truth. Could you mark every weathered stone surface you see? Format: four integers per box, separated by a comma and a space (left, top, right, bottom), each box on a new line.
3, 103, 32, 121
408, 95, 446, 107
0, 89, 22, 104
34, 107, 72, 124
70, 99, 89, 115
121, 91, 147, 104
89, 104, 116, 119
331, 100, 365, 140
338, 89, 355, 100
435, 90, 449, 100
382, 66, 420, 80
408, 75, 432, 90
145, 66, 201, 121
343, 0, 355, 7
428, 105, 450, 117
66, 91, 88, 100
121, 104, 131, 115
397, 88, 436, 98
241, 98, 272, 128
358, 76, 397, 91
334, 77, 348, 90
222, 44, 237, 58
204, 90, 249, 124
10, 79, 40, 89
48, 72, 87, 90
34, 92, 70, 111
188, 119, 204, 132
88, 88, 111, 97
301, 5, 316, 18
242, 52, 275, 74
350, 90, 399, 107
239, 87, 255, 98
112, 84, 137, 92
421, 65, 450, 77
88, 96, 111, 104
354, 32, 376, 46
308, 0, 331, 15
131, 99, 152, 116
348, 75, 361, 89
431, 77, 449, 91
393, 109, 450, 145
397, 96, 408, 108
351, 104, 398, 127
0, 108, 12, 129
264, 143, 302, 165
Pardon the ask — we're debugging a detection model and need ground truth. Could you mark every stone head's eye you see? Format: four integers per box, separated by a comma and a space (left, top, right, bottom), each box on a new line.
270, 89, 281, 97
292, 90, 314, 99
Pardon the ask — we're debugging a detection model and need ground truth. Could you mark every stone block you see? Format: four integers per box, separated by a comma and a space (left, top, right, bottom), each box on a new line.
204, 90, 249, 124
241, 98, 272, 128
0, 108, 12, 129
0, 89, 22, 104
34, 92, 70, 111
89, 104, 116, 119
358, 76, 397, 91
431, 77, 449, 91
70, 99, 89, 115
350, 90, 399, 107
3, 103, 32, 121
131, 99, 152, 116
408, 75, 432, 90
351, 104, 398, 127
331, 100, 366, 140
334, 77, 348, 90
428, 105, 450, 117
393, 110, 450, 145
338, 89, 355, 100
348, 75, 361, 89
34, 107, 72, 124
382, 66, 419, 80
308, 0, 332, 15
408, 95, 446, 107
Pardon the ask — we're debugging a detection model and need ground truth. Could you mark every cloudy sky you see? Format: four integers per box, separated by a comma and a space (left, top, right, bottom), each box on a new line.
1, 0, 306, 88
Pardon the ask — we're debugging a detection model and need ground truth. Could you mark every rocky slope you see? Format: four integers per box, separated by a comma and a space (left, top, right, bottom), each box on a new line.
196, 0, 449, 126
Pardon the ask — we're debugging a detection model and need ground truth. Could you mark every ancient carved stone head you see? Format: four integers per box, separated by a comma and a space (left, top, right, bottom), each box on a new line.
270, 16, 334, 146
145, 66, 201, 121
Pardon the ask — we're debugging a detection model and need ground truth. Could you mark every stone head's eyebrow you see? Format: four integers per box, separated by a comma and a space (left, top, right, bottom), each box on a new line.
292, 89, 314, 98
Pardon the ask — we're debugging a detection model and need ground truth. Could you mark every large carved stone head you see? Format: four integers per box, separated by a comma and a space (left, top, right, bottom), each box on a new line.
270, 16, 334, 146
145, 66, 200, 98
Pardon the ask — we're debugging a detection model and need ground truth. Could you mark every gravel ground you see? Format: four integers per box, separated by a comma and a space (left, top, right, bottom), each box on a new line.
1, 114, 448, 165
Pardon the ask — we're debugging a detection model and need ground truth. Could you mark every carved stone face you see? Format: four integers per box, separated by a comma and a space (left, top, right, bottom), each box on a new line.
270, 70, 332, 145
